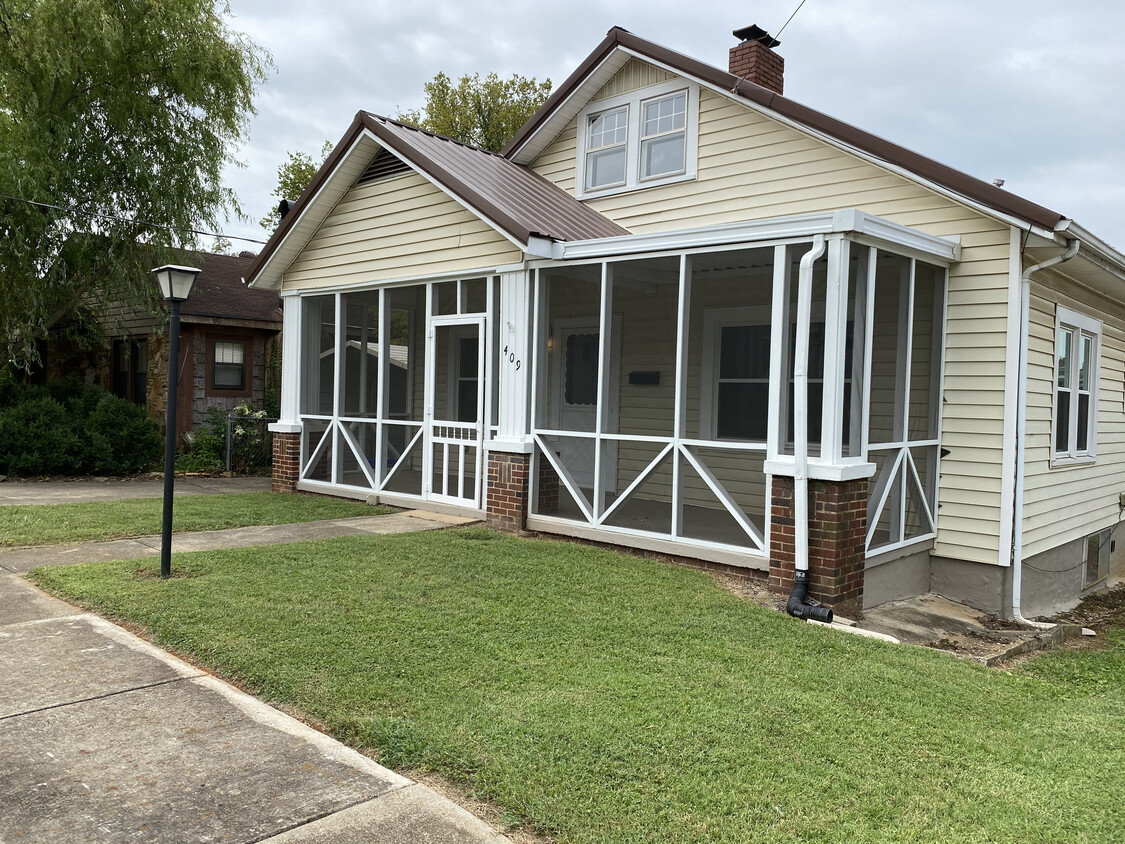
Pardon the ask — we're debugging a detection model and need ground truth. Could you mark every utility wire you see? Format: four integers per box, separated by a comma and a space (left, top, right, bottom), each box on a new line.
0, 192, 268, 245
775, 0, 809, 42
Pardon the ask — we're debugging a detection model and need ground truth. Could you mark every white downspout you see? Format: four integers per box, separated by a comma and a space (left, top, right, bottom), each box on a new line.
794, 235, 827, 574
1012, 237, 1080, 627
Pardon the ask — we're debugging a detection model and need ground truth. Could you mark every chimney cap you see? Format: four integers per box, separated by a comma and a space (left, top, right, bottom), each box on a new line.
733, 24, 780, 48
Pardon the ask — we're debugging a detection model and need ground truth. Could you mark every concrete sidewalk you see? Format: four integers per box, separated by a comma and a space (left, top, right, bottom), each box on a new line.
0, 510, 506, 843
0, 476, 272, 506
0, 511, 469, 574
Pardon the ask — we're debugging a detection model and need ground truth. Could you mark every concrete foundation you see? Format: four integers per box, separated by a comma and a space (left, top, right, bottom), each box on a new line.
863, 543, 933, 610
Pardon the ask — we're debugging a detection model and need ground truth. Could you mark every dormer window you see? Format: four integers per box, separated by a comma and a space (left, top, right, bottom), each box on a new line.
585, 106, 629, 190
576, 79, 698, 199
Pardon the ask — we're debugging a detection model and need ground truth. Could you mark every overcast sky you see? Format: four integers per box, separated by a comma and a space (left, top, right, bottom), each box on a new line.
217, 0, 1125, 253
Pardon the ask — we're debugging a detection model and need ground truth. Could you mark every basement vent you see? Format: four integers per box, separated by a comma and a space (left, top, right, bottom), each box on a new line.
356, 152, 411, 185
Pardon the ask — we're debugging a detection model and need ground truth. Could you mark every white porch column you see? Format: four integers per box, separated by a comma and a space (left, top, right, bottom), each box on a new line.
269, 292, 302, 435
490, 270, 532, 451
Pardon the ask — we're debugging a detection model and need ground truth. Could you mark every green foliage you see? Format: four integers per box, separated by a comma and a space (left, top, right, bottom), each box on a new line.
176, 402, 272, 474
0, 492, 383, 547
31, 529, 1125, 844
0, 0, 269, 369
259, 141, 333, 230
397, 72, 551, 152
0, 378, 161, 476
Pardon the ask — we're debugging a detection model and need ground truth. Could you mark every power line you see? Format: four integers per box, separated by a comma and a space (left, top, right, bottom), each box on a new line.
775, 0, 809, 42
0, 192, 268, 245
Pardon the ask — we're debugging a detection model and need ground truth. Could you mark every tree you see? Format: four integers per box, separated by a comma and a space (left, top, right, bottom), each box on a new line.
397, 72, 552, 152
0, 0, 268, 369
259, 141, 333, 230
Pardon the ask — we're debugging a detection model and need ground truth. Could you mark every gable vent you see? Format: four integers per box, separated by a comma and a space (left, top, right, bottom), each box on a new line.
356, 151, 411, 185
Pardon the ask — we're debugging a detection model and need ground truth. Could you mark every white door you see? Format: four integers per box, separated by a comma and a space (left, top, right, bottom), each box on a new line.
426, 316, 485, 507
551, 317, 620, 491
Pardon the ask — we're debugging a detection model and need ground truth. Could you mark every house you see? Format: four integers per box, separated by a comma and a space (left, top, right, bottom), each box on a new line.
246, 25, 1125, 621
92, 251, 282, 439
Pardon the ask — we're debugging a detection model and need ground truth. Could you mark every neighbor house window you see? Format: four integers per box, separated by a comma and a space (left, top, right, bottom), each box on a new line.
212, 340, 246, 390
577, 80, 698, 198
1054, 306, 1100, 463
112, 338, 147, 405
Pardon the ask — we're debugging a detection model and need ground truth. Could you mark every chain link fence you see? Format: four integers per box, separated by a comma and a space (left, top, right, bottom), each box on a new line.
224, 413, 278, 475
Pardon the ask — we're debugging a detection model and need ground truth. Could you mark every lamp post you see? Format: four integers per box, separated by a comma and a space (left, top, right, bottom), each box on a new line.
152, 264, 200, 579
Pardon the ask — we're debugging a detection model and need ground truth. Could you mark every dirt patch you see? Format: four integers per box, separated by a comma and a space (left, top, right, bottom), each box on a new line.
1052, 584, 1125, 631
711, 572, 784, 612
929, 628, 1018, 658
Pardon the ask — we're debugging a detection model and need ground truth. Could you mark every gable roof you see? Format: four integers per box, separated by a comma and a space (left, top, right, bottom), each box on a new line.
245, 113, 626, 288
503, 26, 1066, 234
181, 252, 280, 325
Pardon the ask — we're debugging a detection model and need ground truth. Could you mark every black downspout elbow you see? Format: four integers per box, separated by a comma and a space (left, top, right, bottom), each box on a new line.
786, 570, 833, 624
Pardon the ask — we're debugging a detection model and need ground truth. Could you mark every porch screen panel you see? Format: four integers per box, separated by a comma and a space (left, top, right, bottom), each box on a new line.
781, 249, 829, 456
844, 245, 871, 458
341, 291, 380, 418
533, 265, 602, 521
382, 284, 426, 496
300, 295, 336, 416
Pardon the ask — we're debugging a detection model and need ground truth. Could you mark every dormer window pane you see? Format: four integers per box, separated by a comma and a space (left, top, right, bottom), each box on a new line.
585, 106, 629, 190
640, 92, 687, 180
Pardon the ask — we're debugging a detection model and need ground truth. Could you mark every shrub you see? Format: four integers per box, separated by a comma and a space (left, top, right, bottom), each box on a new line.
0, 379, 162, 477
175, 402, 271, 474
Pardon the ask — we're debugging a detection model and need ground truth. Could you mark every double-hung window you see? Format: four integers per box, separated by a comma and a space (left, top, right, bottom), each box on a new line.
702, 307, 770, 442
213, 340, 247, 391
577, 80, 697, 198
1054, 305, 1100, 464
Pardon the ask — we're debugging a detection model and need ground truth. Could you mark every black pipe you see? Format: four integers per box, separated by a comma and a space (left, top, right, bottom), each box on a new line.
786, 570, 833, 623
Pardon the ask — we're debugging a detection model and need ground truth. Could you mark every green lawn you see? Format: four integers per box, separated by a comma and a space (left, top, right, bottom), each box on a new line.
30, 528, 1124, 843
1, 492, 385, 547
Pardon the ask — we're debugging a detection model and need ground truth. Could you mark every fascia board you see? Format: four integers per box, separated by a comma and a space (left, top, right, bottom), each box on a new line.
552, 209, 959, 263
248, 127, 378, 290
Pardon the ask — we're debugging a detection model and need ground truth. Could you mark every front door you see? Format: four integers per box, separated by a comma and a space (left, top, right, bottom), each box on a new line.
426, 316, 485, 507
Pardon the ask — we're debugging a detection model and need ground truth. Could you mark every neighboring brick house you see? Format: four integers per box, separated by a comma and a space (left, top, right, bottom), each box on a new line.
82, 251, 282, 440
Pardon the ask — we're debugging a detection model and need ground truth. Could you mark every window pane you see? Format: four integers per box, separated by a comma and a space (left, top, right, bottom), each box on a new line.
588, 107, 627, 149
642, 92, 686, 136
214, 362, 244, 389
565, 333, 599, 406
1057, 328, 1072, 388
717, 382, 768, 440
1079, 334, 1091, 391
586, 146, 626, 189
1056, 390, 1070, 453
1077, 393, 1090, 452
640, 133, 685, 179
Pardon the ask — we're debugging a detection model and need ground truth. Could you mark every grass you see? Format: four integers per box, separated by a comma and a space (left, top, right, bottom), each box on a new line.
0, 492, 386, 547
30, 528, 1125, 843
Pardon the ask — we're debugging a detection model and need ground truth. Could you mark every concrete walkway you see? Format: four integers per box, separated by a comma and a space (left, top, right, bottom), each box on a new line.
0, 509, 506, 843
0, 475, 272, 506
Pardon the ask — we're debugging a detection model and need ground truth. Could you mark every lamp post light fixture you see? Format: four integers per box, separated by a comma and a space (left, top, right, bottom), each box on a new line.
151, 264, 200, 579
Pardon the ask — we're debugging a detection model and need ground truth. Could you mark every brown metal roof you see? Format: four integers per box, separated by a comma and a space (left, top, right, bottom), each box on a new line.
181, 252, 281, 325
503, 27, 1066, 233
358, 113, 628, 243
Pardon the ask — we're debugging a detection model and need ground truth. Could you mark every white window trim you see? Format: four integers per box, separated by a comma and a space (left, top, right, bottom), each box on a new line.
1051, 304, 1101, 467
700, 305, 772, 441
575, 78, 699, 200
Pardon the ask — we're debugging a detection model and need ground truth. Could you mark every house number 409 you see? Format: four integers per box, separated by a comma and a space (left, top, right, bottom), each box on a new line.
502, 346, 521, 370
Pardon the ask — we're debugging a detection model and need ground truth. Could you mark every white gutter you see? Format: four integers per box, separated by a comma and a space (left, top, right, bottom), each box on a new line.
1012, 238, 1080, 627
794, 235, 828, 573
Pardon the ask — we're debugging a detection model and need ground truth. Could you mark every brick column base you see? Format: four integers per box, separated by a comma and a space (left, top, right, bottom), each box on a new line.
272, 431, 300, 493
768, 476, 867, 618
486, 452, 530, 533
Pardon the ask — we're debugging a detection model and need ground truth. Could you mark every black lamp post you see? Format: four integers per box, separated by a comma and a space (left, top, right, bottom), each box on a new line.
152, 264, 200, 579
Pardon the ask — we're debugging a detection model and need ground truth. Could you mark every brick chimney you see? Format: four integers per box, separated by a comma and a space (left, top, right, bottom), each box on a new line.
729, 24, 784, 94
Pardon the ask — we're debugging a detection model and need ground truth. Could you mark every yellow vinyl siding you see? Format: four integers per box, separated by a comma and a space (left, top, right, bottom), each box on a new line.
1020, 273, 1125, 557
282, 172, 522, 291
590, 58, 675, 102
